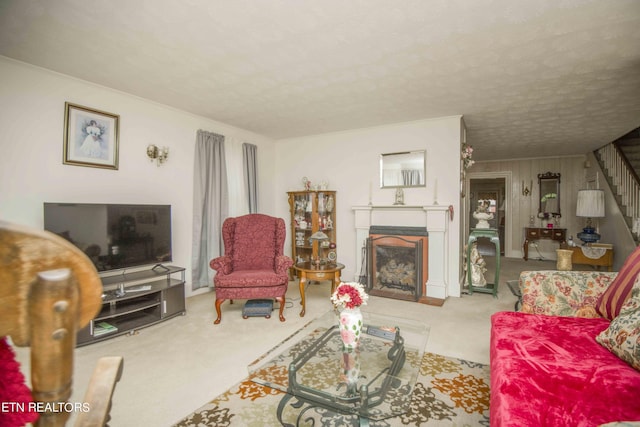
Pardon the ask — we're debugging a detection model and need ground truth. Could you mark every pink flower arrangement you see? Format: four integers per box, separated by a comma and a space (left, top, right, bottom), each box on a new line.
462, 143, 475, 170
331, 282, 369, 310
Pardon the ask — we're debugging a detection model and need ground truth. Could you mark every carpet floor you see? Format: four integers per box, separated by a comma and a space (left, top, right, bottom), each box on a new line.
172, 351, 490, 426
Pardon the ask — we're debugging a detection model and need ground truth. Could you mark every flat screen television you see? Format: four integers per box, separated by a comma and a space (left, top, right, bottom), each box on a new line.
44, 203, 172, 273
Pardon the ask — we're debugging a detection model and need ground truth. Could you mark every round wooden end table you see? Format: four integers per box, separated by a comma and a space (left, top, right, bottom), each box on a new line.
293, 261, 345, 317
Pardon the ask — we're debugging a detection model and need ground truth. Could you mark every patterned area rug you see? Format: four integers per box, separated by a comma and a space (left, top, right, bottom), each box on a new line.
173, 352, 490, 426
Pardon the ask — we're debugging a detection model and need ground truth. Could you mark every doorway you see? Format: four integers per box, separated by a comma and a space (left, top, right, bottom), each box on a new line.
468, 177, 507, 256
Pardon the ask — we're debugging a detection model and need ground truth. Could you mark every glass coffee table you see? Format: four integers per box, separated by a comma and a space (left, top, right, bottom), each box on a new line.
248, 310, 430, 426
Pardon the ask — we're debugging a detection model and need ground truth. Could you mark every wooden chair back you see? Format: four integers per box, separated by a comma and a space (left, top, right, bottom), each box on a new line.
0, 221, 123, 426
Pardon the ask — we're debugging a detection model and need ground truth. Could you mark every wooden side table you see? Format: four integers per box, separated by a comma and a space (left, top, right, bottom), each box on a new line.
570, 245, 614, 271
293, 262, 345, 317
467, 228, 500, 298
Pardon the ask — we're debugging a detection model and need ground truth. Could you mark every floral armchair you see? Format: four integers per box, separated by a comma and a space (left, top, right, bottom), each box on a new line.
209, 214, 293, 324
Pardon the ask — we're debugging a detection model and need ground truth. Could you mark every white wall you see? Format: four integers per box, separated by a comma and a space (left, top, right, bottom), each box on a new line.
0, 56, 466, 299
0, 57, 277, 297
273, 117, 463, 295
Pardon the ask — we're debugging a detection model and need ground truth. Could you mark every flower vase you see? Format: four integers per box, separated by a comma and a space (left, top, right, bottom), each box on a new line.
338, 307, 363, 351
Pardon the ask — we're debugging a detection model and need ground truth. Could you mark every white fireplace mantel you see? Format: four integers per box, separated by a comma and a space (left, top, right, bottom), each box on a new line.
352, 204, 451, 300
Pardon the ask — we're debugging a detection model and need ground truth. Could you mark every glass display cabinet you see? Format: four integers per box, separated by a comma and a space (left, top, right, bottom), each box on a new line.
287, 191, 337, 268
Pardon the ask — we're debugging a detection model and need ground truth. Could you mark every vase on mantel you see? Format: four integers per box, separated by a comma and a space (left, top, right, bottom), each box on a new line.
338, 307, 363, 351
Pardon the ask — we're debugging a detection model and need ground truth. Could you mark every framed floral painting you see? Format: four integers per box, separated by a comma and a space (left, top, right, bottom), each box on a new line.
63, 102, 119, 169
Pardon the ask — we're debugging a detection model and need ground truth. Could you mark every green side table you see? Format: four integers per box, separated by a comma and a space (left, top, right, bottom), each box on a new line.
466, 228, 500, 297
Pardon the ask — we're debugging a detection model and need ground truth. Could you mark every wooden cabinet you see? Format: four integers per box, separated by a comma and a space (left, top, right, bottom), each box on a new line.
287, 191, 337, 266
570, 245, 614, 271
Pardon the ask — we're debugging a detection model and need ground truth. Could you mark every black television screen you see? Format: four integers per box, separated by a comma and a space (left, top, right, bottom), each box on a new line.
44, 203, 172, 272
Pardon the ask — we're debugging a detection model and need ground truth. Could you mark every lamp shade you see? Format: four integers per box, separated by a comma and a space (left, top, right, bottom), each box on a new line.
309, 231, 329, 241
576, 189, 605, 218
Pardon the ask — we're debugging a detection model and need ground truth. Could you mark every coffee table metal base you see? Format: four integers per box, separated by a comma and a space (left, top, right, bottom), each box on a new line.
277, 326, 407, 427
249, 311, 428, 426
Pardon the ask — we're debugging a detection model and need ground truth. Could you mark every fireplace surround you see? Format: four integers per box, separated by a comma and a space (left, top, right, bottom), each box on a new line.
352, 204, 453, 302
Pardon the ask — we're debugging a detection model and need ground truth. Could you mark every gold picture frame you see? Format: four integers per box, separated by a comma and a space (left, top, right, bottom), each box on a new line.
63, 102, 119, 169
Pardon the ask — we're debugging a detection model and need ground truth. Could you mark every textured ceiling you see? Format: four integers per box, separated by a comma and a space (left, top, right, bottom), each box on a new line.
1, 0, 639, 160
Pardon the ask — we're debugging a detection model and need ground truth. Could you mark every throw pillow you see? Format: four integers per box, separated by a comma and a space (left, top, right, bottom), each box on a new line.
596, 284, 640, 371
596, 245, 640, 320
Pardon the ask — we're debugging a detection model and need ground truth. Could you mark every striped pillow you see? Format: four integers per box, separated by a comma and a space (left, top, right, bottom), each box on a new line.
596, 245, 640, 320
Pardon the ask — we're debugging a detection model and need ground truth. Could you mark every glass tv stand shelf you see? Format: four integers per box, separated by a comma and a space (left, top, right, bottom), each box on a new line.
77, 265, 186, 346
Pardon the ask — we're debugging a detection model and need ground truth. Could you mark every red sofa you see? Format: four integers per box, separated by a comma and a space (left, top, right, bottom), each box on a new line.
490, 269, 640, 427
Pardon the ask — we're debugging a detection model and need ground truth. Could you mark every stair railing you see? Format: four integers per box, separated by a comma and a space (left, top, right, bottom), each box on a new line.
597, 144, 640, 233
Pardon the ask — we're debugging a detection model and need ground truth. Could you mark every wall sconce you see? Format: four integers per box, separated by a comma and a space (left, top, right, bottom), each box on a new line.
522, 180, 532, 196
147, 144, 169, 166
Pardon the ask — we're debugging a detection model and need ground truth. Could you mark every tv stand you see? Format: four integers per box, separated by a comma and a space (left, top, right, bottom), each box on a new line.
77, 265, 186, 346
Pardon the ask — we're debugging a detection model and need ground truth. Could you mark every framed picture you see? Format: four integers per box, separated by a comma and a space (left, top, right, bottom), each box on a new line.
63, 102, 119, 169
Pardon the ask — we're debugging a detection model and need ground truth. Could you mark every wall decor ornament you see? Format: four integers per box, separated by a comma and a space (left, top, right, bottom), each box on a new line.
461, 143, 474, 170
63, 102, 119, 170
460, 143, 475, 197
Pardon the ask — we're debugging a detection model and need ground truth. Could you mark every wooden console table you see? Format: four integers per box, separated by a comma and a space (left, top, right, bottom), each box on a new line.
570, 245, 614, 271
523, 227, 567, 261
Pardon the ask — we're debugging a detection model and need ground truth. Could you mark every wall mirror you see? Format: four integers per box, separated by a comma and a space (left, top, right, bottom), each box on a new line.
380, 150, 426, 188
538, 172, 561, 218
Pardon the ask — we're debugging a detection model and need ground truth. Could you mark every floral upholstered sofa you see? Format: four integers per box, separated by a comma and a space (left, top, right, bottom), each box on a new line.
490, 246, 640, 427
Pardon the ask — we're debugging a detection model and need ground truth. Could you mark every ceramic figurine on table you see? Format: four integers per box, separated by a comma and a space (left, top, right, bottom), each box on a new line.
394, 188, 405, 205
473, 199, 494, 229
470, 243, 487, 286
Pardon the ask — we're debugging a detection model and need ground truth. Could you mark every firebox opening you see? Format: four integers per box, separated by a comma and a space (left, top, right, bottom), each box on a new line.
367, 229, 427, 302
374, 245, 418, 297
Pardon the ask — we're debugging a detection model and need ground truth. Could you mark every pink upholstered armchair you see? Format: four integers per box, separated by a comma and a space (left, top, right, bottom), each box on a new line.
209, 214, 293, 324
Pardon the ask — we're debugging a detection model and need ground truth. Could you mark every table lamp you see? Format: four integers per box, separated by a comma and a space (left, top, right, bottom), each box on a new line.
576, 189, 605, 244
309, 231, 329, 266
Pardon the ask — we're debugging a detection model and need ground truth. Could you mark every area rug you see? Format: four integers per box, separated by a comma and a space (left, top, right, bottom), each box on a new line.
173, 352, 490, 426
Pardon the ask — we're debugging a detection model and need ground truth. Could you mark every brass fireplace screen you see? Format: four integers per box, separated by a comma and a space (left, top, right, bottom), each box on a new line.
366, 226, 428, 302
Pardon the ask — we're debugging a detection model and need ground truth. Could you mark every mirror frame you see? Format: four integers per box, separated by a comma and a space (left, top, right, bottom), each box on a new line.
379, 150, 426, 188
538, 172, 561, 218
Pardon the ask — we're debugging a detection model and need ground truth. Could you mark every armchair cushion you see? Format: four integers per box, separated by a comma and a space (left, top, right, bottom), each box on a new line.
227, 214, 280, 271
519, 270, 616, 317
596, 245, 640, 320
214, 270, 288, 288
